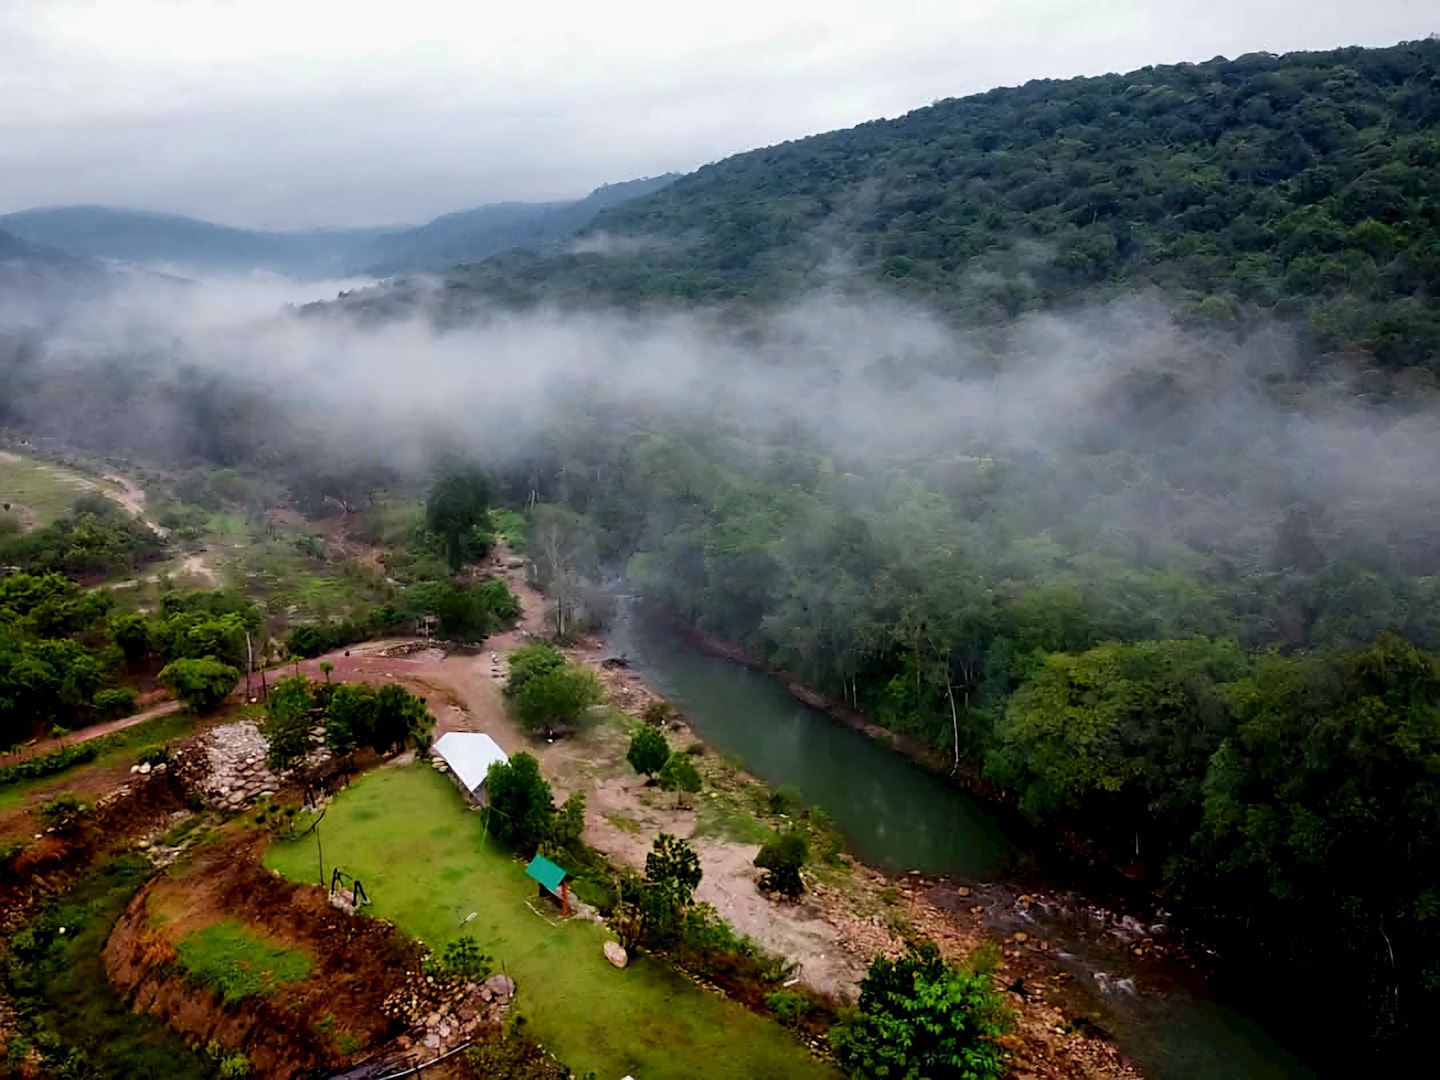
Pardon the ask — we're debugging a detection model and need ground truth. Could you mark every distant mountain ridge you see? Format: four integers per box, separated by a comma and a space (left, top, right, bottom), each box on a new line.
360, 175, 681, 274
0, 174, 681, 278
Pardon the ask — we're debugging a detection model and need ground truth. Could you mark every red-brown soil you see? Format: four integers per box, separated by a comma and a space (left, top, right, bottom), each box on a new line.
105, 831, 429, 1080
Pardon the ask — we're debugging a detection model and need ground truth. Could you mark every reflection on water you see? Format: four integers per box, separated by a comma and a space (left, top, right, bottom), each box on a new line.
610, 604, 1015, 878
610, 600, 1313, 1080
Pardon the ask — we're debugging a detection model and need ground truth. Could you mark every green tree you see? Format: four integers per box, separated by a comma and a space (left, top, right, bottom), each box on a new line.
510, 663, 601, 737
157, 657, 238, 713
755, 830, 808, 899
484, 752, 556, 854
832, 940, 1011, 1080
325, 682, 377, 756
440, 934, 494, 980
547, 790, 587, 855
426, 460, 493, 573
641, 832, 703, 944
373, 682, 434, 752
503, 643, 567, 697
626, 726, 670, 779
657, 752, 702, 808
109, 613, 151, 668
38, 791, 91, 833
262, 673, 317, 771
987, 637, 1244, 864
1200, 635, 1440, 1046
644, 832, 702, 903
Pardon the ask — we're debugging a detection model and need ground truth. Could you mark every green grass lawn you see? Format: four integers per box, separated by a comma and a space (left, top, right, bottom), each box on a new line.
0, 452, 99, 526
174, 920, 313, 1004
265, 766, 836, 1080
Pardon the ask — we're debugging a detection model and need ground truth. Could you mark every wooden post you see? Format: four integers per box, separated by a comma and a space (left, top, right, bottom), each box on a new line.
560, 880, 570, 917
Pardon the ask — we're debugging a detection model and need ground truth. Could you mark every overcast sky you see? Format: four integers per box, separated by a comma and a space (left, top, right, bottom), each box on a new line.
0, 1, 1431, 229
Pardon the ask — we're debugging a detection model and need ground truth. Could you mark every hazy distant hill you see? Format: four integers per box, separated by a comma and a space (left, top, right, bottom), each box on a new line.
0, 205, 393, 277
360, 175, 680, 274
0, 226, 123, 323
0, 175, 680, 279
0, 227, 84, 266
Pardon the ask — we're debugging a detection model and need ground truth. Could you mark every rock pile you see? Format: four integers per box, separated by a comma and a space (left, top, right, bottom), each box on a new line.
381, 971, 514, 1058
196, 721, 281, 809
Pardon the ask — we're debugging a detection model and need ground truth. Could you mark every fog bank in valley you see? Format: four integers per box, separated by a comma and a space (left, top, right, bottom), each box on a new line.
6, 271, 1440, 562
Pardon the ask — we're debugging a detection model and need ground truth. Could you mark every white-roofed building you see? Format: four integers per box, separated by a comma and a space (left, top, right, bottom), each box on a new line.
432, 731, 510, 805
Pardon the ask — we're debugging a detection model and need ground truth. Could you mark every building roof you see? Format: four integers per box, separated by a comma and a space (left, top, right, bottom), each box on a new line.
433, 732, 509, 794
525, 853, 569, 894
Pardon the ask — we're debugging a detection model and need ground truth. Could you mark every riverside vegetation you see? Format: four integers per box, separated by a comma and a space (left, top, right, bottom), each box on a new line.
2, 34, 1439, 1073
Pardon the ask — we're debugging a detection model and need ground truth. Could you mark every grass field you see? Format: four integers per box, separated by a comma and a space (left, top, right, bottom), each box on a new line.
0, 451, 101, 527
174, 920, 313, 1004
265, 766, 836, 1080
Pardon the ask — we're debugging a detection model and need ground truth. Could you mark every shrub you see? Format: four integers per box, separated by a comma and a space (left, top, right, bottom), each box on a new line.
768, 784, 804, 816
657, 752, 701, 807
831, 940, 1012, 1080
755, 830, 809, 899
136, 745, 175, 768
157, 657, 239, 713
93, 687, 139, 719
440, 934, 494, 980
0, 743, 100, 789
626, 726, 669, 778
38, 792, 91, 833
765, 988, 815, 1029
642, 700, 677, 727
509, 663, 601, 737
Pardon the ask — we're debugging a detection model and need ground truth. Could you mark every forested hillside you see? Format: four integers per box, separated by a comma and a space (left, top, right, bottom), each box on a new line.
449, 39, 1440, 371
5, 34, 1440, 1072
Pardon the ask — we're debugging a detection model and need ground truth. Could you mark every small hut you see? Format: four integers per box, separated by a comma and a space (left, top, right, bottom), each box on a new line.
525, 854, 572, 916
432, 732, 509, 806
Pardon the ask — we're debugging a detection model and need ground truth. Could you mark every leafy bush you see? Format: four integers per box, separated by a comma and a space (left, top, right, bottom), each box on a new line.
38, 792, 91, 833
626, 726, 669, 778
657, 752, 701, 807
642, 699, 677, 727
509, 662, 601, 737
157, 657, 238, 713
831, 940, 1011, 1080
0, 743, 100, 789
136, 745, 174, 768
93, 687, 138, 719
755, 830, 808, 899
765, 988, 814, 1029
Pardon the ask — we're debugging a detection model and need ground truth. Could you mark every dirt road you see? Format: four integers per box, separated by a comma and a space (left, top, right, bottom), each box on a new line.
0, 700, 184, 768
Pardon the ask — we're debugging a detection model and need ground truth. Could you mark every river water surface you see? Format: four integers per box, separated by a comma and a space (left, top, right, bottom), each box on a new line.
609, 601, 1312, 1080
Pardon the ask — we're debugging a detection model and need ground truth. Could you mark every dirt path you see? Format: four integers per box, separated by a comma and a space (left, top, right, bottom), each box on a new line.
0, 700, 184, 768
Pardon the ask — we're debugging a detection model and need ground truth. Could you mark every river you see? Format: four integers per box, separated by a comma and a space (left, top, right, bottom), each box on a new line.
608, 600, 1312, 1080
